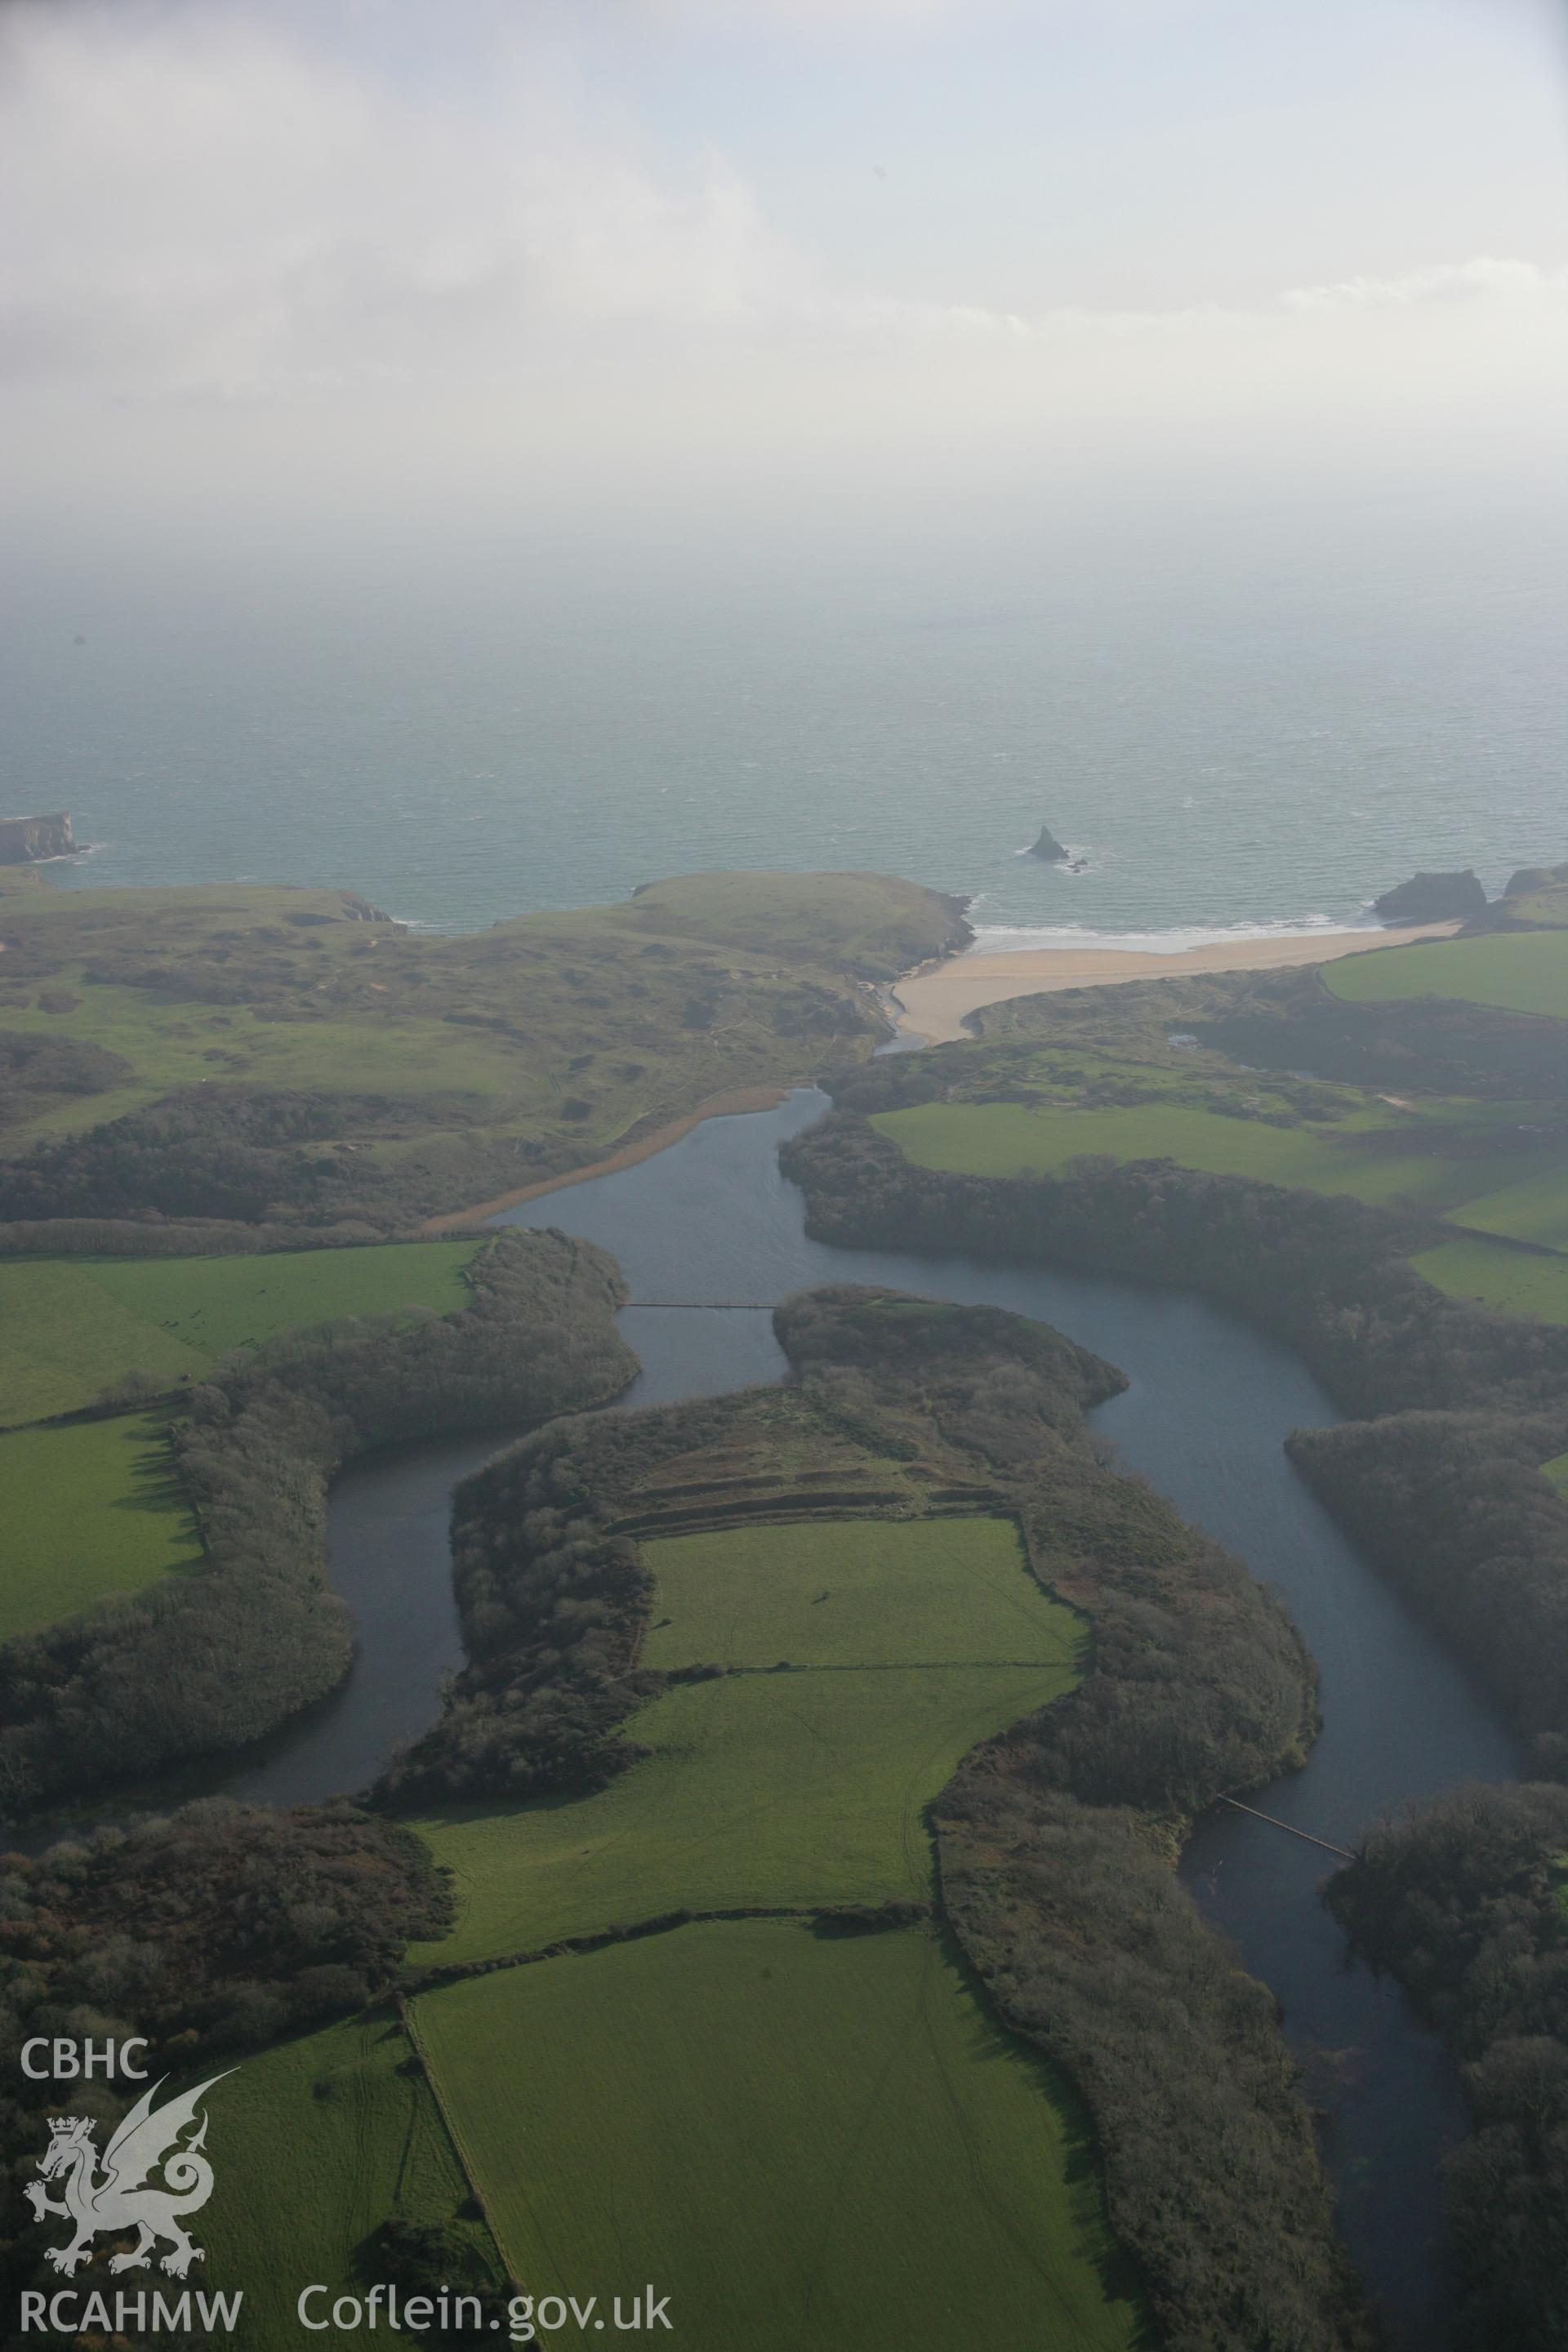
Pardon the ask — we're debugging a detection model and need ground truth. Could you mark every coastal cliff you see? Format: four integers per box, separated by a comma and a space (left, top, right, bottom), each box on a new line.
0, 813, 77, 864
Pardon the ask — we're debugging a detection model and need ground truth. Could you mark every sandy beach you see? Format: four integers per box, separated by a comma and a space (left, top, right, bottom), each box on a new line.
892, 923, 1461, 1045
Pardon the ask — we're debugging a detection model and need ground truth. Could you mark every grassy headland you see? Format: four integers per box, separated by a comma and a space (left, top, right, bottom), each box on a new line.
0, 870, 967, 1229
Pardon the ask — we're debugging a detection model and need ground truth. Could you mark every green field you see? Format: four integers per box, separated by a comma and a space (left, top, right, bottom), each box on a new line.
415, 1514, 1081, 1964
411, 1919, 1143, 2352
1324, 928, 1568, 1018
641, 1516, 1079, 1671
1438, 1164, 1568, 1254
198, 2012, 503, 2343
0, 1411, 201, 1637
1410, 1238, 1568, 1327
871, 1098, 1552, 1217
416, 1660, 1070, 1965
1544, 1453, 1568, 1496
0, 1239, 480, 1426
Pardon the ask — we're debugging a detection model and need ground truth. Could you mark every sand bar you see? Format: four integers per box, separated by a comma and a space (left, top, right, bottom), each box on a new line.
893, 923, 1461, 1046
427, 1085, 791, 1230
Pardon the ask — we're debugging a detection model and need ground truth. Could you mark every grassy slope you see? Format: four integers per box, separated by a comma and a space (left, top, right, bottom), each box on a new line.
198, 2012, 502, 2345
414, 1513, 1081, 1963
1436, 1162, 1568, 1252
0, 1260, 208, 1421
1411, 1239, 1568, 1328
1496, 882, 1568, 930
0, 1410, 201, 1638
416, 1660, 1071, 1965
0, 873, 962, 1181
608, 871, 968, 973
1324, 929, 1568, 1018
411, 1919, 1142, 2352
0, 1239, 480, 1426
871, 1097, 1552, 1217
641, 1515, 1081, 1670
1544, 1453, 1568, 1495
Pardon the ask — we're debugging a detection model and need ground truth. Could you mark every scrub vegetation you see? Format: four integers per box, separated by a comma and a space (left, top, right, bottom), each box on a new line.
0, 1802, 468, 2329
0, 871, 966, 1227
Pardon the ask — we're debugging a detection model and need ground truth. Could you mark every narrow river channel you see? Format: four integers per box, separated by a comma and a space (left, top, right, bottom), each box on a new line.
231, 1085, 1521, 2346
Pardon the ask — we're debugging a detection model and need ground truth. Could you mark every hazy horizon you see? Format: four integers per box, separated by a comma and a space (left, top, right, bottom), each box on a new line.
2, 0, 1566, 572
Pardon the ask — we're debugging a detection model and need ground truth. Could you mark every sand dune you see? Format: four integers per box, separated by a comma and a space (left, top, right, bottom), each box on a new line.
891, 923, 1461, 1046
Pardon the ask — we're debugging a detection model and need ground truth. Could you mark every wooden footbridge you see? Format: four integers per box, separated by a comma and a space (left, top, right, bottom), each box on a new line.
1218, 1797, 1353, 1861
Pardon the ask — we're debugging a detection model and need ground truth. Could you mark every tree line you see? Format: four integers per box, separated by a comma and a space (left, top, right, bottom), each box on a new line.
0, 1230, 635, 1815
1328, 1784, 1568, 2352
424, 1282, 1371, 2350
783, 1091, 1568, 2333
0, 1797, 453, 2338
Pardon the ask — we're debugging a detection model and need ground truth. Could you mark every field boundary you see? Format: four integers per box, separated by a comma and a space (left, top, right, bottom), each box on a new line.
398, 1994, 522, 2294
403, 1900, 933, 1996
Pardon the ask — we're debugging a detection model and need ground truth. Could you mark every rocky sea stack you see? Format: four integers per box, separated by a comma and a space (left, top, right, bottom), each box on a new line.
1372, 869, 1487, 924
0, 812, 78, 865
1025, 824, 1069, 862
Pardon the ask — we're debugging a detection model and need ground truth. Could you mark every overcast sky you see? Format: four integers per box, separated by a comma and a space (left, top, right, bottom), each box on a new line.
3, 0, 1566, 565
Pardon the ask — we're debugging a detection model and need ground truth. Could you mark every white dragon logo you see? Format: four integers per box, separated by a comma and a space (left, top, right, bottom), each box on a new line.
25, 2073, 232, 2278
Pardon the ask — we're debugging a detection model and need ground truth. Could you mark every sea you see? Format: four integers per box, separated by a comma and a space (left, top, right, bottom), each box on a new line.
5, 492, 1564, 950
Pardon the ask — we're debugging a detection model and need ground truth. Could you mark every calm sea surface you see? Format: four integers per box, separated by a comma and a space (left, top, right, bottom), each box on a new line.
5, 504, 1563, 943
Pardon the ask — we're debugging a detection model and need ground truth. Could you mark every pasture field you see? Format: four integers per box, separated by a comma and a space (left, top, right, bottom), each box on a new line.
1323, 928, 1568, 1019
1544, 1453, 1568, 1495
640, 1514, 1081, 1672
1410, 1240, 1568, 1327
417, 1512, 1081, 1966
0, 1410, 200, 1638
416, 1659, 1071, 1965
0, 1259, 207, 1423
411, 1919, 1143, 2352
1437, 1164, 1568, 1254
871, 1098, 1552, 1218
198, 2012, 503, 2341
0, 1240, 480, 1426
